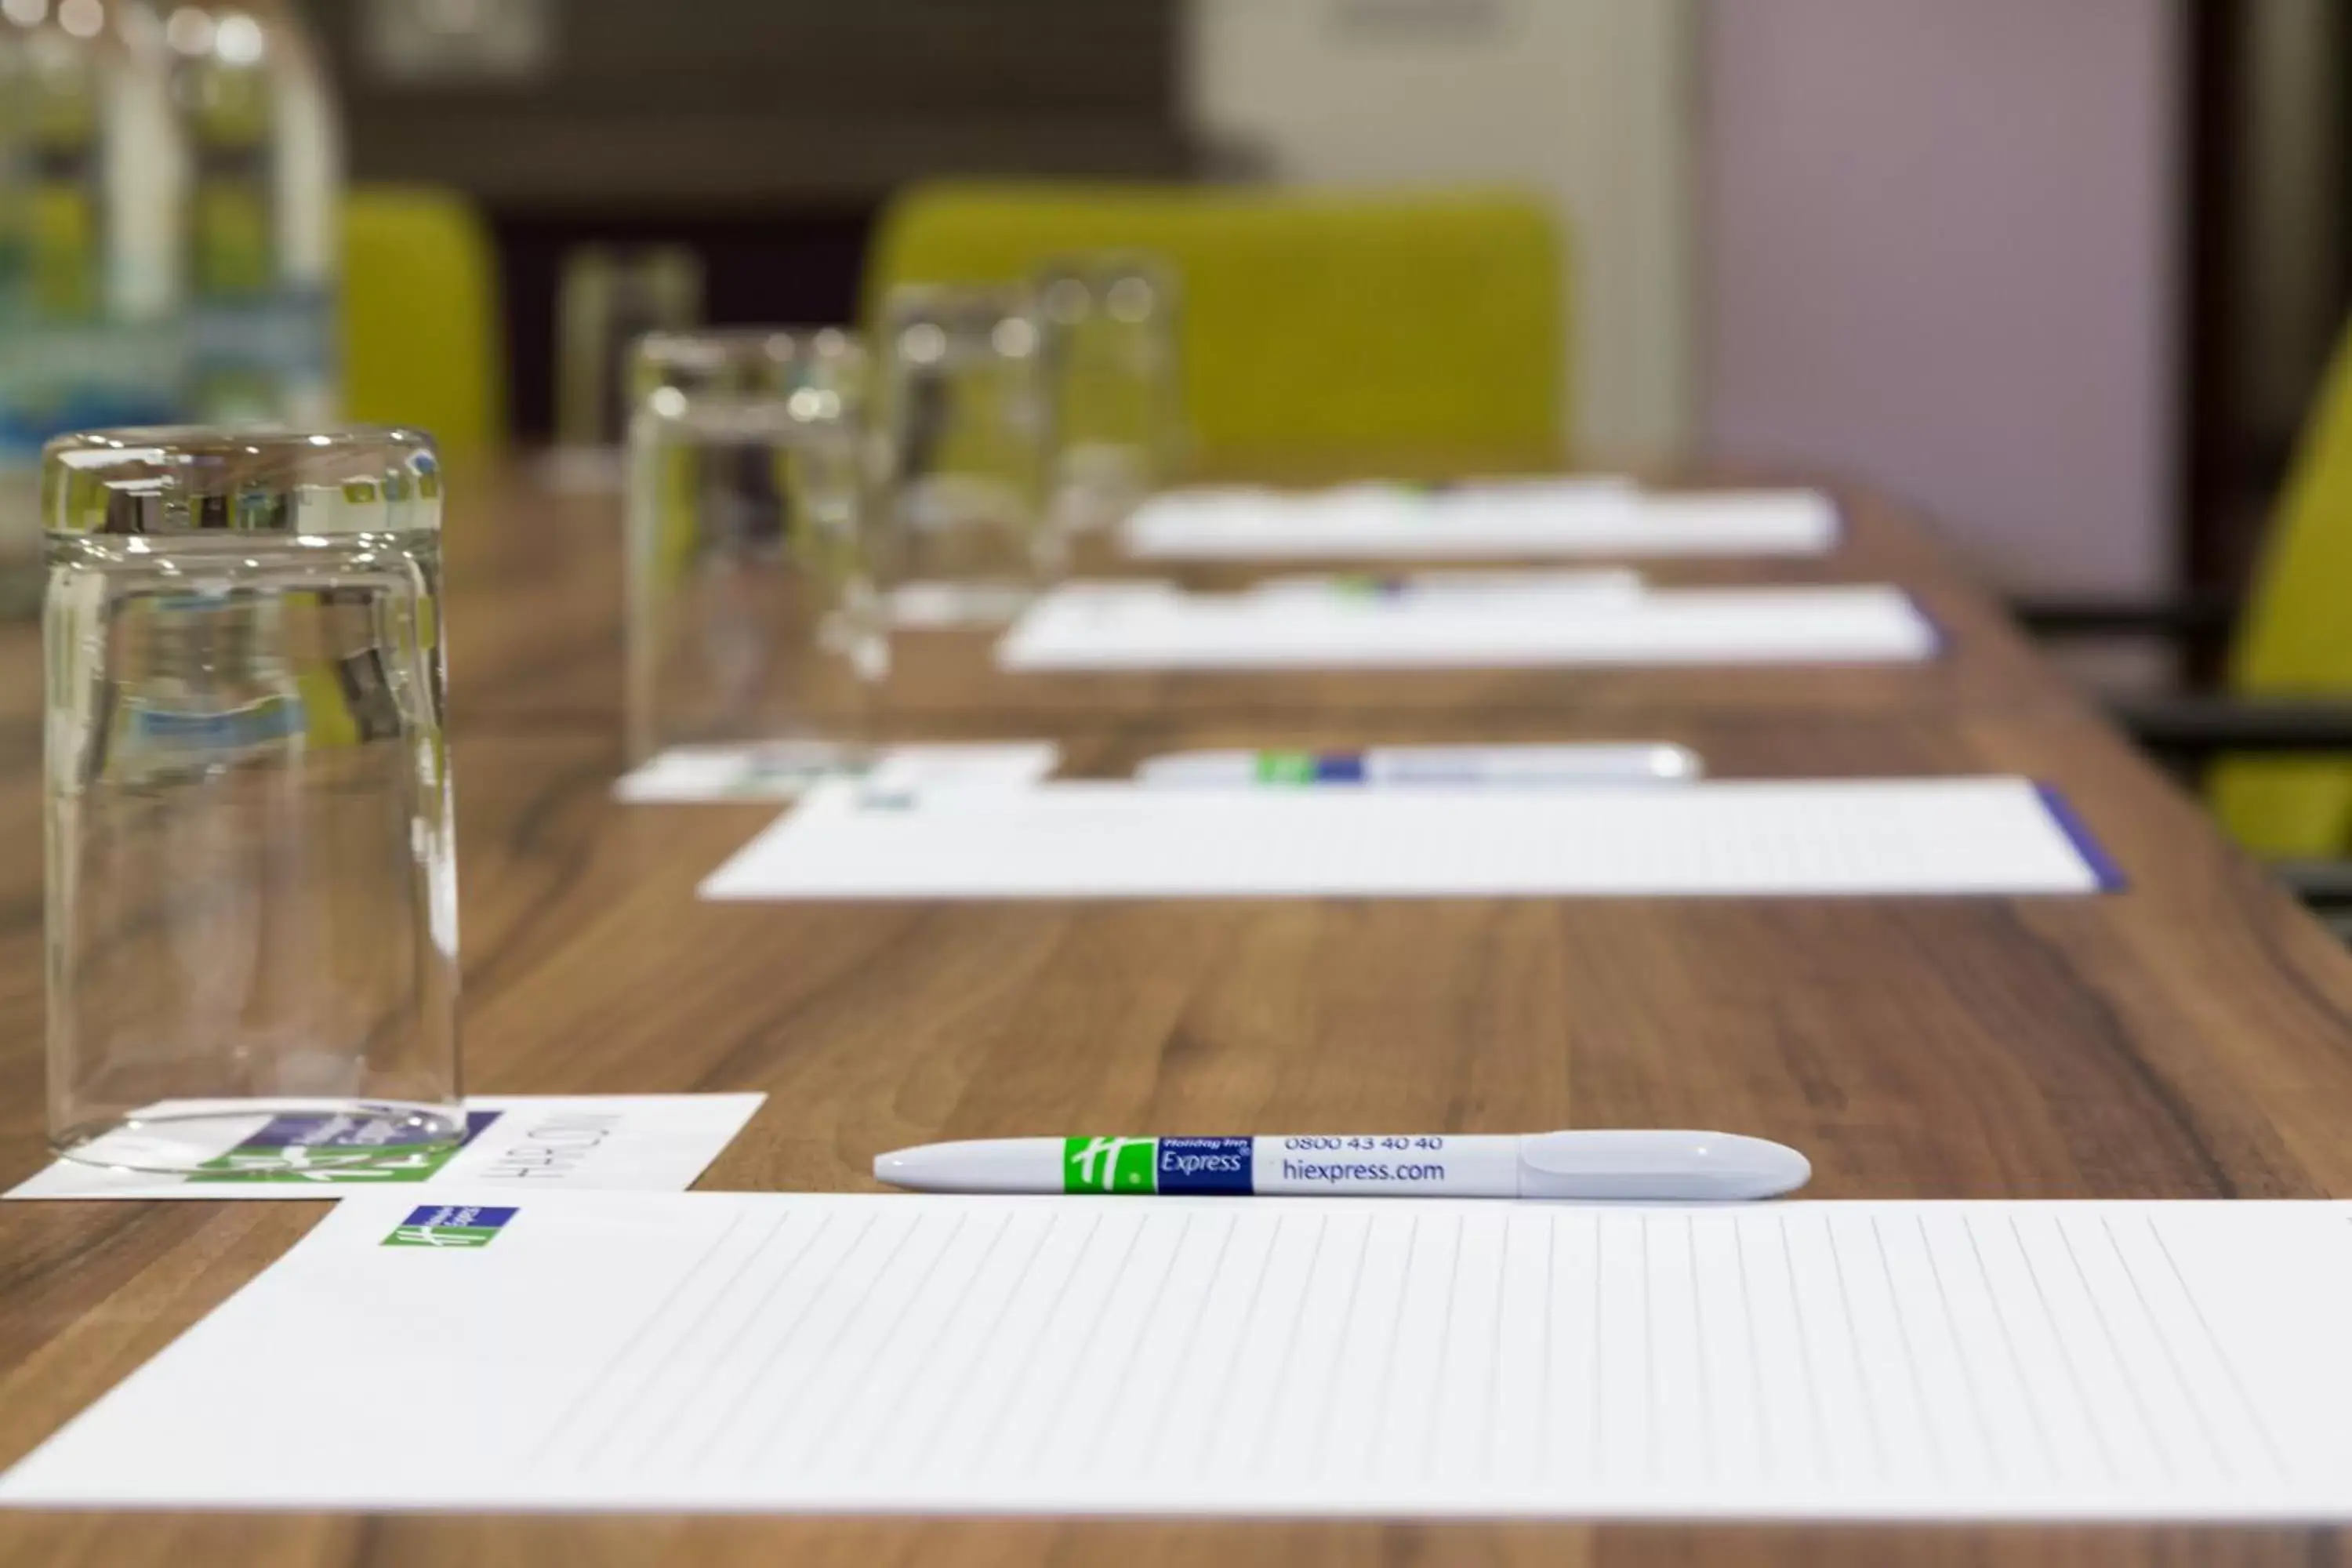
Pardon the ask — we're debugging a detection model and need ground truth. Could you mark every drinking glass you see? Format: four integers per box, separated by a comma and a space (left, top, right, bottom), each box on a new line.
632, 325, 867, 419
625, 328, 880, 770
556, 244, 703, 450
1035, 252, 1183, 532
877, 284, 1051, 626
45, 426, 462, 1173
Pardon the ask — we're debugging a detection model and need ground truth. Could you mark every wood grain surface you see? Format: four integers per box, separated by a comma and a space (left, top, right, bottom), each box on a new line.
2, 466, 2349, 1566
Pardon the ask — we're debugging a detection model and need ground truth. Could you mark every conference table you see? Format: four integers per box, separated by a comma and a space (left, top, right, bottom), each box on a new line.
2, 459, 2350, 1566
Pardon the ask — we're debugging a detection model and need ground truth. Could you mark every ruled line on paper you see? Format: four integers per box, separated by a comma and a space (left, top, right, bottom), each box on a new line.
855, 1209, 1053, 1476
524, 1207, 759, 1470
1074, 1212, 1201, 1475
1305, 1214, 1376, 1477
1871, 1214, 1946, 1483
2100, 1214, 2228, 1483
591, 1207, 797, 1475
1218, 1210, 1316, 1477
1915, 1214, 2002, 1482
2144, 1213, 2293, 1483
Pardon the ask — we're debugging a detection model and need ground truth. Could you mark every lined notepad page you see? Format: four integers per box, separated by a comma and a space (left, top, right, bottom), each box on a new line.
1123, 485, 1838, 561
9, 1192, 2352, 1519
699, 777, 2111, 901
996, 585, 1935, 672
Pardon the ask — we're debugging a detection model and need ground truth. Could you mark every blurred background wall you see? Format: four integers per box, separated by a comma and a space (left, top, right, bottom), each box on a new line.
301, 0, 1198, 438
1184, 0, 1697, 464
290, 0, 2352, 615
1700, 0, 2183, 599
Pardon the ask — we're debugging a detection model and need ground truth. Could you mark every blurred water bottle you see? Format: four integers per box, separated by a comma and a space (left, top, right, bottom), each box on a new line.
160, 0, 340, 426
0, 0, 187, 608
0, 18, 31, 305
45, 427, 462, 1173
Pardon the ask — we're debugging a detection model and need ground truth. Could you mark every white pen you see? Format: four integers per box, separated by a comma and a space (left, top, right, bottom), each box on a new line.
874, 1130, 1809, 1202
1135, 744, 1703, 789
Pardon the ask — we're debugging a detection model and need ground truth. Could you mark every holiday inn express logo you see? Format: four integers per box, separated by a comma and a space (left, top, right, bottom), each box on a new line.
1063, 1135, 1254, 1194
383, 1204, 518, 1248
189, 1109, 500, 1185
1065, 1136, 1156, 1193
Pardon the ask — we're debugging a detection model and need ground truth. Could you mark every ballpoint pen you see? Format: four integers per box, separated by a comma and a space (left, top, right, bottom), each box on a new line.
1134, 744, 1703, 789
875, 1129, 1809, 1202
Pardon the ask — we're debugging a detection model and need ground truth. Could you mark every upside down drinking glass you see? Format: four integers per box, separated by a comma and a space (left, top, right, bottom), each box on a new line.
1035, 252, 1184, 533
624, 328, 882, 774
876, 285, 1054, 627
44, 426, 463, 1173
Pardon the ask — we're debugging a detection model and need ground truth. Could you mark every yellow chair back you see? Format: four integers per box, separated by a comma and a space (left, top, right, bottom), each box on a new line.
865, 182, 1566, 470
2214, 321, 2352, 856
341, 186, 504, 459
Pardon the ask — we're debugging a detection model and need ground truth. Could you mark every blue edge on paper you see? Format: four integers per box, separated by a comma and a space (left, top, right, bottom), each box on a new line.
2034, 782, 2126, 892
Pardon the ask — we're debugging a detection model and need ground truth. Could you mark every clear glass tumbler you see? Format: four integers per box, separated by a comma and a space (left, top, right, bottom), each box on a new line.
1035, 252, 1184, 532
877, 284, 1052, 627
632, 325, 867, 421
556, 244, 704, 450
625, 328, 881, 770
45, 426, 461, 1172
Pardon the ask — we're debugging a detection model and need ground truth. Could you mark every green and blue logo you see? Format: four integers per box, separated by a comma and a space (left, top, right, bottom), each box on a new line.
1064, 1137, 1253, 1195
383, 1204, 518, 1248
187, 1109, 497, 1185
1251, 751, 1364, 785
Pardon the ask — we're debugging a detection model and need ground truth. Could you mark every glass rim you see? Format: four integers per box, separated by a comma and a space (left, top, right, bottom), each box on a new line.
630, 388, 862, 441
880, 281, 1036, 321
633, 325, 864, 371
48, 1098, 470, 1176
1032, 248, 1179, 281
42, 425, 444, 536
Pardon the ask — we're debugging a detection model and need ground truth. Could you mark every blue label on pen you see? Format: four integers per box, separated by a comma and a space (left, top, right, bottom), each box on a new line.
1156, 1137, 1254, 1194
1313, 754, 1367, 784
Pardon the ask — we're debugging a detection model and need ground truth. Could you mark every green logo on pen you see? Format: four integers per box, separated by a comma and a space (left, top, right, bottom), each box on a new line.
1065, 1136, 1157, 1193
1254, 750, 1317, 786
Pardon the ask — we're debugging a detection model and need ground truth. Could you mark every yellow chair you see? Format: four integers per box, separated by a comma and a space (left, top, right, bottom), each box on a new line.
2206, 325, 2352, 857
864, 182, 1567, 470
340, 186, 504, 459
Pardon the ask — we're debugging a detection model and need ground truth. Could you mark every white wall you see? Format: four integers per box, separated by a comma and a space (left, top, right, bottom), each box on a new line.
1700, 0, 2183, 597
1184, 0, 1697, 461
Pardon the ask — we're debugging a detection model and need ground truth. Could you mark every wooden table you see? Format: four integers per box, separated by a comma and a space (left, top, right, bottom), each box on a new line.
3, 467, 2350, 1566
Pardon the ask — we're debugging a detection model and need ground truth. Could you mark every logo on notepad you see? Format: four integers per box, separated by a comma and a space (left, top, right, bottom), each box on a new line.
187, 1109, 500, 1185
383, 1204, 518, 1248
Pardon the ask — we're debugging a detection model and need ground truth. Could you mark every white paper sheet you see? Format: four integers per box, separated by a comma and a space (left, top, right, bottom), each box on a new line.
615, 742, 1060, 804
5, 1095, 764, 1200
1123, 484, 1838, 561
1244, 568, 1646, 608
699, 777, 2113, 901
996, 585, 1934, 671
7, 1191, 2350, 1519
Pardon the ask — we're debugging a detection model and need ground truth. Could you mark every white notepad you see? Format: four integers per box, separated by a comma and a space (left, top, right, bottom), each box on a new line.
7, 1191, 2350, 1519
1123, 484, 1838, 561
996, 584, 1935, 671
614, 742, 1060, 804
699, 777, 2115, 901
